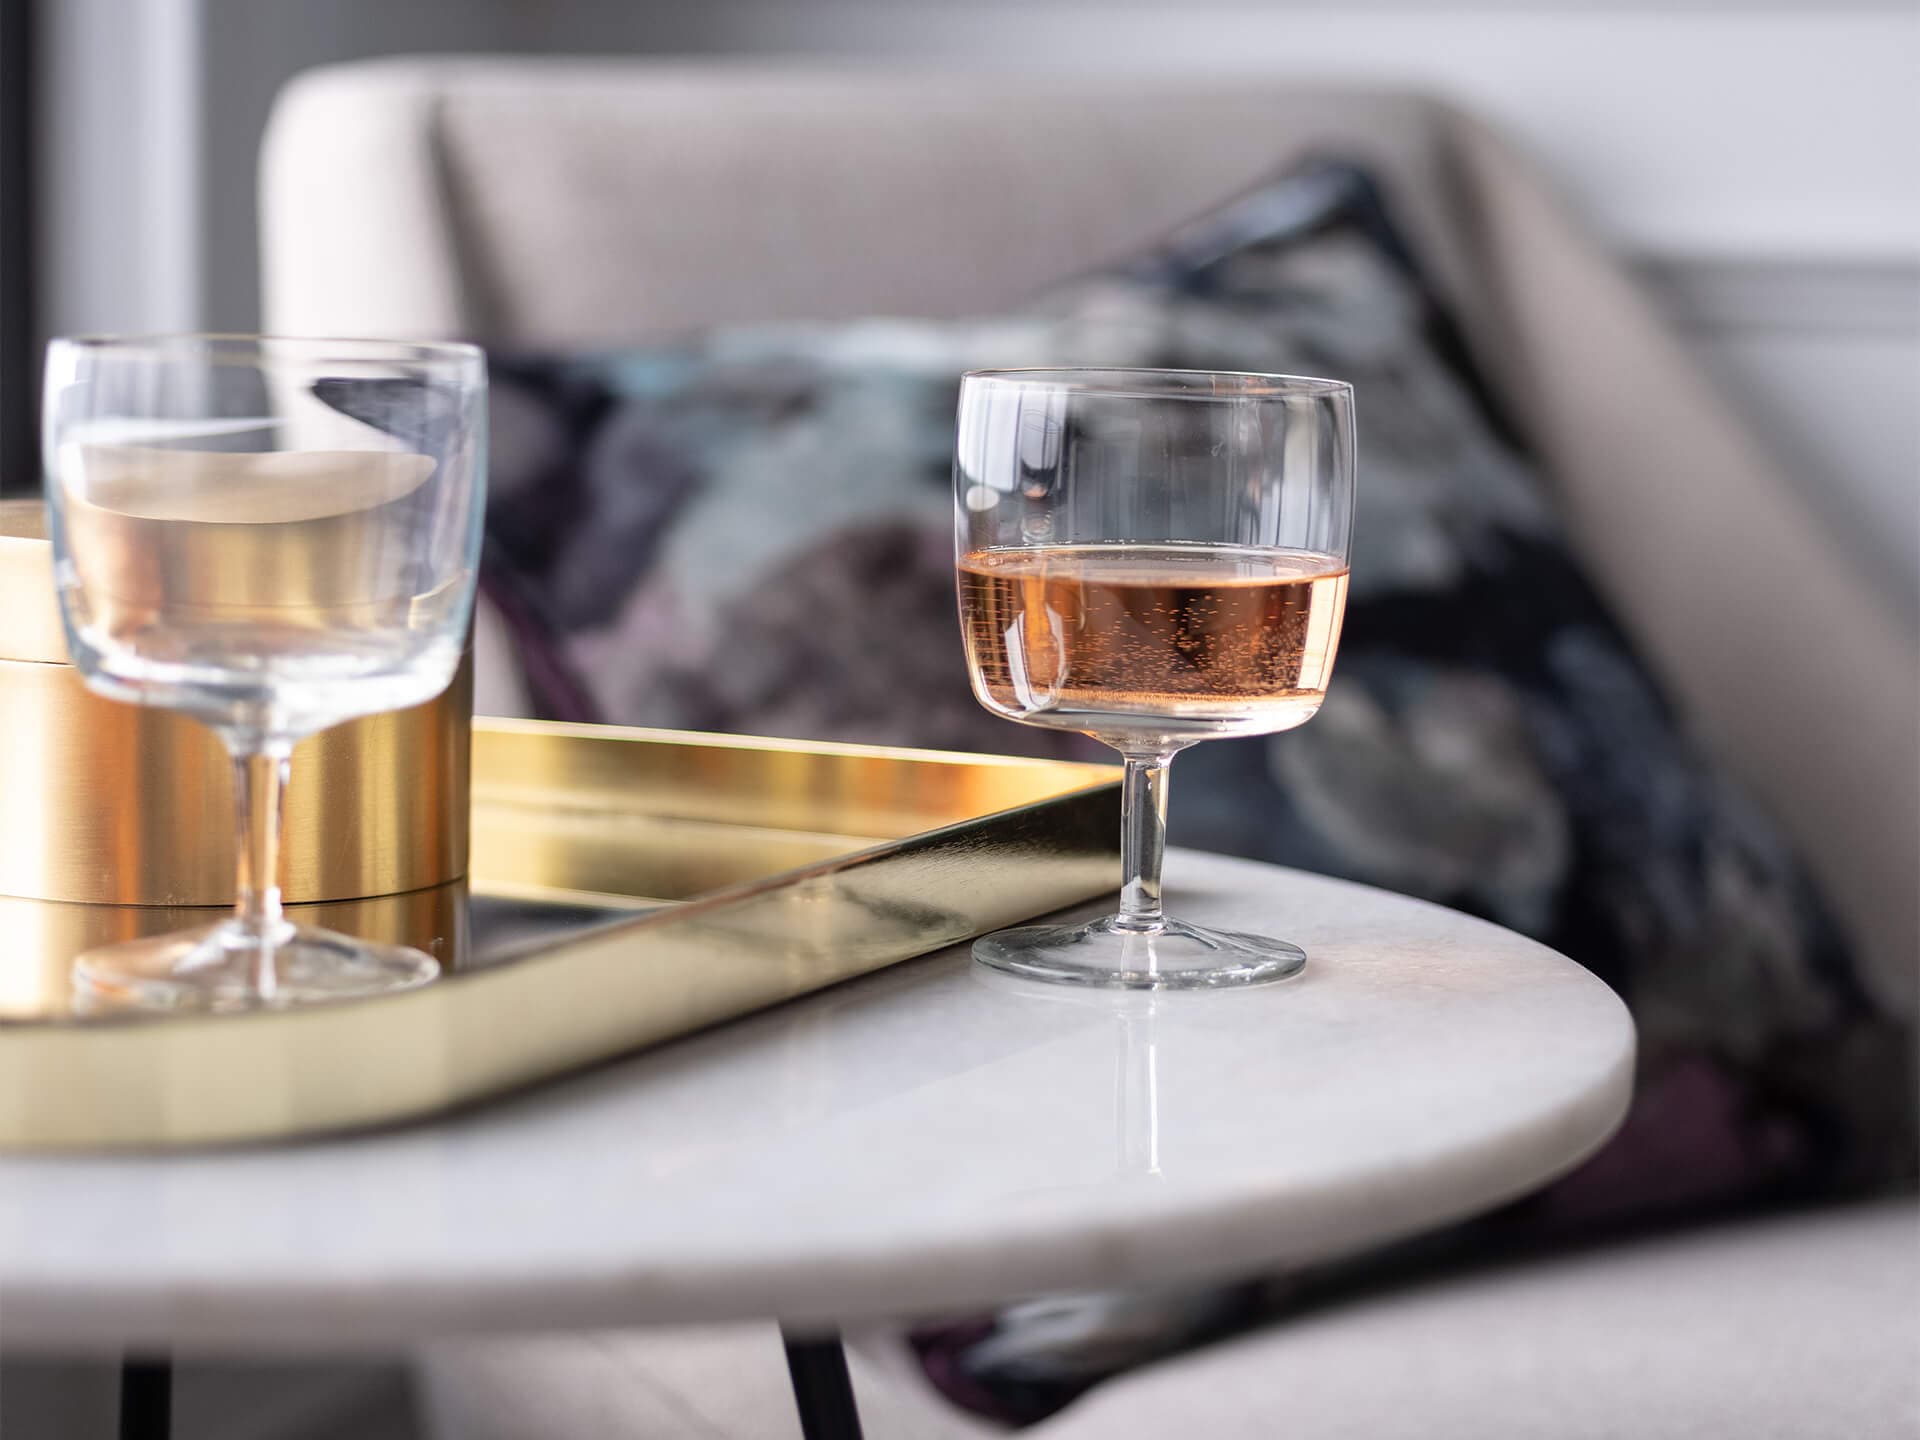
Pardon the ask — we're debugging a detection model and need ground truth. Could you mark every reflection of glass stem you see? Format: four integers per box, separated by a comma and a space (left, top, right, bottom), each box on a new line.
1116, 999, 1162, 1177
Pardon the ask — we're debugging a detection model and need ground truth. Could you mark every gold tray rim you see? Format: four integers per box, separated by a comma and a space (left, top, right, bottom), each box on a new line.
471, 713, 1116, 772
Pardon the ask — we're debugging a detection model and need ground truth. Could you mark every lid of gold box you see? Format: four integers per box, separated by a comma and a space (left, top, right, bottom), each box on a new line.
0, 500, 67, 664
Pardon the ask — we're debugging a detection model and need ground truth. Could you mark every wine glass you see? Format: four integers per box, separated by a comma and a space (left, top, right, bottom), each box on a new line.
44, 335, 486, 1012
955, 367, 1354, 988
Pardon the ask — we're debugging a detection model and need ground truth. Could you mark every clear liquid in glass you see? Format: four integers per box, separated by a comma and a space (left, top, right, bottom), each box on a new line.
56, 443, 465, 738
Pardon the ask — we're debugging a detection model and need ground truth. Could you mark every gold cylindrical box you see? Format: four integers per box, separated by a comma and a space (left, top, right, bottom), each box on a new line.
0, 499, 469, 906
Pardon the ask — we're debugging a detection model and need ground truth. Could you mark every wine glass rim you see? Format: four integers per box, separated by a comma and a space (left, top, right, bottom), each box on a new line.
961, 366, 1352, 400
48, 333, 485, 368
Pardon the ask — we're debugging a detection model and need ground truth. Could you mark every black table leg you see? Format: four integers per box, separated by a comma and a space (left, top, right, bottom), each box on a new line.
119, 1356, 171, 1440
781, 1327, 864, 1440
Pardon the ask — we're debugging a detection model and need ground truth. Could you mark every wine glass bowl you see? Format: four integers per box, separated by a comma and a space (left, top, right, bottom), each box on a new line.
44, 335, 486, 1013
955, 368, 1354, 989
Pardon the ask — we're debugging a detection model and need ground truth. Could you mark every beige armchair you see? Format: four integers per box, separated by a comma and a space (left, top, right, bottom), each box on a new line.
261, 60, 1917, 1438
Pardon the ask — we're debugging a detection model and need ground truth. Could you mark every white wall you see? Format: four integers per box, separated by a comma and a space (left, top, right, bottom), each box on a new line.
37, 0, 524, 339
38, 0, 202, 337
37, 0, 1920, 604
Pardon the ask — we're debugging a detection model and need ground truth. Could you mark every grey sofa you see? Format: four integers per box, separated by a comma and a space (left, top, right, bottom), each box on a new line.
261, 60, 1918, 1438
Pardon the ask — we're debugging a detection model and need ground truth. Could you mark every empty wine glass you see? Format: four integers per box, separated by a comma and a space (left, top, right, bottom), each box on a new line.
955, 368, 1354, 988
44, 335, 486, 1012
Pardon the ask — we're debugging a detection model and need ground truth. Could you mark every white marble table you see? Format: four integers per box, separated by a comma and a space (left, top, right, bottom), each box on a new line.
0, 851, 1634, 1363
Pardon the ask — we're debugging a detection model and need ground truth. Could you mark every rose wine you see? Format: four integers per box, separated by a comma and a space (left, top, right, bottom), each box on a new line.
958, 542, 1349, 743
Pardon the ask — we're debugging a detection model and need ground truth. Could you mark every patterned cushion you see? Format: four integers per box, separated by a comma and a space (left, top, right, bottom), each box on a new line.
483, 162, 1914, 1423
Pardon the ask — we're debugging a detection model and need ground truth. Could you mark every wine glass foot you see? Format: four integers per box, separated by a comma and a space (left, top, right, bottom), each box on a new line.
973, 914, 1305, 990
72, 921, 439, 1015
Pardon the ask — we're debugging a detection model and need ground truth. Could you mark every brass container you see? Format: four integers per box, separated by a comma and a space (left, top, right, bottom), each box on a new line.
0, 499, 470, 905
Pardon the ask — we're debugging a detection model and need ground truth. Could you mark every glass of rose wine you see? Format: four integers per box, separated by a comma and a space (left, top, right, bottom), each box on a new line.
956, 368, 1354, 988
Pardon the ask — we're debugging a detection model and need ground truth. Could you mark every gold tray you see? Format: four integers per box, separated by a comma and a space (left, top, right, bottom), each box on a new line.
0, 719, 1117, 1150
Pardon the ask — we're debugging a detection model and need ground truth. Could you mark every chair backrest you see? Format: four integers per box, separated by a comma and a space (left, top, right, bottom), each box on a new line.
263, 62, 1476, 345
263, 59, 1918, 1003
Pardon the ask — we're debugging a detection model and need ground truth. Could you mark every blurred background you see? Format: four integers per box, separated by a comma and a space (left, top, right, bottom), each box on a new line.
1, 0, 1914, 608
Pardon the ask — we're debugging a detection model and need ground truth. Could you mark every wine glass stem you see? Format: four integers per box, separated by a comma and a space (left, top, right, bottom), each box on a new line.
1116, 752, 1174, 934
229, 740, 294, 996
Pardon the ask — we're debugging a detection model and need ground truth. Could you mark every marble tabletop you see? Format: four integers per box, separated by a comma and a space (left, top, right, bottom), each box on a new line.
0, 852, 1634, 1352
